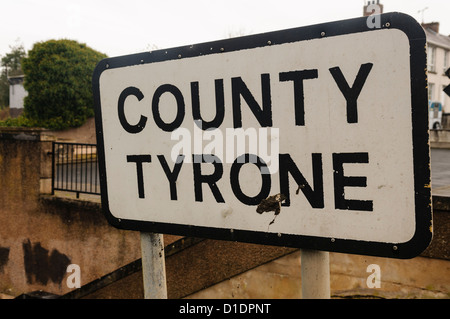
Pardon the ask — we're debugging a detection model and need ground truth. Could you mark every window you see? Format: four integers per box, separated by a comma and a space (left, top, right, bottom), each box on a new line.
428, 46, 436, 73
428, 83, 435, 101
444, 50, 449, 74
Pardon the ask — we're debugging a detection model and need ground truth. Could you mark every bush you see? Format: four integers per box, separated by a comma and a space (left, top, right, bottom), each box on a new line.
19, 39, 107, 130
0, 116, 38, 128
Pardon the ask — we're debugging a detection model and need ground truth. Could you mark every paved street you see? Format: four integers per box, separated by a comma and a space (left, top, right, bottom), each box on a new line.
431, 148, 450, 196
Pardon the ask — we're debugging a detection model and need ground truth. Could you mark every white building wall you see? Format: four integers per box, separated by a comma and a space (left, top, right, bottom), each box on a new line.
9, 82, 27, 109
427, 44, 450, 113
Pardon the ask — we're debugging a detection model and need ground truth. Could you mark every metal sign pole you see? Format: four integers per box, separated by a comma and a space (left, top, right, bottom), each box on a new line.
140, 232, 168, 299
301, 250, 331, 299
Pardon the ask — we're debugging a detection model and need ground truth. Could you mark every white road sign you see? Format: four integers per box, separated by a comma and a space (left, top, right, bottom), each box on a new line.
93, 13, 432, 259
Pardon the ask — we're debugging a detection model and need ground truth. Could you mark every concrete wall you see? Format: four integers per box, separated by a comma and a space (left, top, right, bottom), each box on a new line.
187, 251, 449, 299
187, 197, 450, 299
0, 128, 141, 296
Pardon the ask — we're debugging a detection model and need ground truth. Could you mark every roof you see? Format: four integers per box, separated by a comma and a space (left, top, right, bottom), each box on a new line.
7, 75, 25, 85
424, 27, 450, 50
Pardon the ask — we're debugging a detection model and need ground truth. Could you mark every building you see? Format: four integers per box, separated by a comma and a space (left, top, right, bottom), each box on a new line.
363, 1, 450, 118
7, 75, 26, 118
423, 22, 450, 114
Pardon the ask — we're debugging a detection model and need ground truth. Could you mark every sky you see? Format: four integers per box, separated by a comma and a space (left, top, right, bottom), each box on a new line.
1, 0, 449, 60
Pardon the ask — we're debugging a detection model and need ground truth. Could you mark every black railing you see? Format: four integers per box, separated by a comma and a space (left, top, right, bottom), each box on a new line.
52, 142, 100, 197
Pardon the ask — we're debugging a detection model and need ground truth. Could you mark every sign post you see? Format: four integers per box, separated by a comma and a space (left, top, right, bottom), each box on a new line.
93, 12, 432, 298
140, 232, 167, 299
301, 250, 330, 299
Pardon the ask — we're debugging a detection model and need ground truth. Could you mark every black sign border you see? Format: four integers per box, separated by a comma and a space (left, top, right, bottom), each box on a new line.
93, 12, 432, 259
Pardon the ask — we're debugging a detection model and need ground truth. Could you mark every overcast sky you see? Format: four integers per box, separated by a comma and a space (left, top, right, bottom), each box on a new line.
1, 0, 449, 59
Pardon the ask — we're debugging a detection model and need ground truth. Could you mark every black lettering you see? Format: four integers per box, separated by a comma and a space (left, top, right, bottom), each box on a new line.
152, 84, 185, 132
191, 80, 225, 130
230, 154, 271, 205
127, 155, 152, 199
329, 63, 373, 123
279, 154, 324, 208
279, 69, 318, 126
333, 153, 373, 211
193, 155, 225, 203
157, 155, 184, 201
231, 74, 272, 128
118, 87, 147, 134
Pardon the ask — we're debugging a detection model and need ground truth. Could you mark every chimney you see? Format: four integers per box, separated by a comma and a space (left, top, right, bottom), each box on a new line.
364, 0, 384, 17
422, 22, 440, 33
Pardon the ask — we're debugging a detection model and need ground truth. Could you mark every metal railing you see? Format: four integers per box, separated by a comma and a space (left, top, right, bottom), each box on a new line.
52, 142, 100, 197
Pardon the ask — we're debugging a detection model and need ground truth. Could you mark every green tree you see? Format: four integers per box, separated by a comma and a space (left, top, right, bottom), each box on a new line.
0, 43, 27, 108
21, 39, 107, 129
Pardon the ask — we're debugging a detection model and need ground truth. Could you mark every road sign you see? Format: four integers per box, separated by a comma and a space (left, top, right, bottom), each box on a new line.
93, 12, 432, 259
444, 68, 450, 97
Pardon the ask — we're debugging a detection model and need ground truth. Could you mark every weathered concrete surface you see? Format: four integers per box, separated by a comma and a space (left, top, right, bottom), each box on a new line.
185, 197, 450, 299
0, 129, 142, 296
187, 251, 449, 299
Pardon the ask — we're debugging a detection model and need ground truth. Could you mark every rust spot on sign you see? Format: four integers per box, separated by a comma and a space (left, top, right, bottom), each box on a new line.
257, 194, 287, 226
